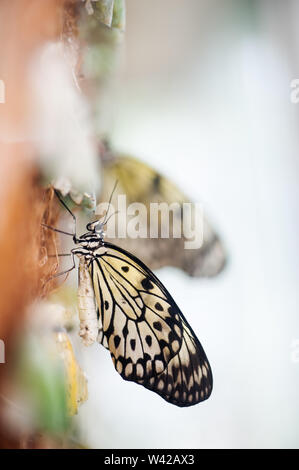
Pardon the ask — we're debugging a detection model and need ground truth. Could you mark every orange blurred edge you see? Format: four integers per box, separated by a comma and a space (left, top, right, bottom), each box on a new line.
0, 1, 85, 448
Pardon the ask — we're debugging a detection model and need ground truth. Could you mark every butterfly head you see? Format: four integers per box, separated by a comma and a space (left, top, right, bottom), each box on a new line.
86, 220, 105, 239
85, 181, 118, 240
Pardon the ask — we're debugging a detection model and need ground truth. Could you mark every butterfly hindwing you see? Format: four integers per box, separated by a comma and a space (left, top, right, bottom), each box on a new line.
138, 317, 212, 406
90, 242, 212, 406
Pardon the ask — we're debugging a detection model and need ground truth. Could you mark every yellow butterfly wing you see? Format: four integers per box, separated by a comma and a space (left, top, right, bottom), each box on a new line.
99, 152, 226, 277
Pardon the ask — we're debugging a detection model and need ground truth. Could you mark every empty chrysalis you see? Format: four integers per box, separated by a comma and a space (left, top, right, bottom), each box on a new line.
77, 257, 98, 346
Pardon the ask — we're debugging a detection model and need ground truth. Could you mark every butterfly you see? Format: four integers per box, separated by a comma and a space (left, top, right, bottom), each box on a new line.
99, 145, 227, 278
45, 189, 213, 407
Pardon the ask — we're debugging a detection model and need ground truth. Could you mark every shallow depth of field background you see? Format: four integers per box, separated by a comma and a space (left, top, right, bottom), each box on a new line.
73, 0, 299, 448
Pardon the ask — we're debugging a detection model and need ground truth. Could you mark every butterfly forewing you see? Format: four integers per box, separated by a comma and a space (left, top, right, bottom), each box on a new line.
89, 242, 212, 406
90, 244, 183, 381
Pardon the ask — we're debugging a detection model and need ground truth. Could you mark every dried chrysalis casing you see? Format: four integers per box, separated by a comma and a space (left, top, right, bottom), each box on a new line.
77, 257, 98, 346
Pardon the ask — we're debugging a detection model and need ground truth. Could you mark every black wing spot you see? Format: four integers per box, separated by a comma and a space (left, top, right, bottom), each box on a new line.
141, 277, 154, 290
121, 266, 129, 272
155, 302, 163, 311
152, 174, 161, 190
168, 306, 175, 315
138, 305, 146, 322
114, 335, 121, 348
172, 365, 179, 382
122, 324, 129, 338
130, 339, 136, 351
145, 335, 152, 347
153, 321, 162, 332
168, 331, 176, 342
104, 300, 109, 310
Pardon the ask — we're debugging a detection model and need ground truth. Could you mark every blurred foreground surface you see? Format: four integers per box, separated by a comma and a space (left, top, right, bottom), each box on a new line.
0, 0, 298, 449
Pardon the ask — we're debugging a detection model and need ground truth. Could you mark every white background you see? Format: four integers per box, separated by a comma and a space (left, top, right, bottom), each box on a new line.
75, 0, 299, 448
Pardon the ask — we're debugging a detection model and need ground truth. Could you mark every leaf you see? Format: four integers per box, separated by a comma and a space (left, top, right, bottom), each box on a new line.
55, 331, 88, 416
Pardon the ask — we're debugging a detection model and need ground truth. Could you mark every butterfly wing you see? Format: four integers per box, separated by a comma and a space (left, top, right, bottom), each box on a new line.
100, 153, 226, 278
90, 242, 212, 406
138, 316, 213, 406
90, 243, 183, 381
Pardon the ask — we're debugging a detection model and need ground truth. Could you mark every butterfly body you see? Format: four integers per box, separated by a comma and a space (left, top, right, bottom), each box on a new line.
70, 221, 213, 407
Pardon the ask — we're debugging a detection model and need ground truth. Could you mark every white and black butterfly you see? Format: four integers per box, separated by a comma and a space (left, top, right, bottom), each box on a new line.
44, 189, 213, 407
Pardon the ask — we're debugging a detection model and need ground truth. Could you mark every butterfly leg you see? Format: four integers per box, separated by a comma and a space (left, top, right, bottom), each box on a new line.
45, 252, 76, 282
48, 253, 72, 257
41, 224, 74, 237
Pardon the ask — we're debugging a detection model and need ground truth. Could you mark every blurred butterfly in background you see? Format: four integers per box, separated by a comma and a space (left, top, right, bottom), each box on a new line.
98, 141, 227, 278
46, 189, 213, 407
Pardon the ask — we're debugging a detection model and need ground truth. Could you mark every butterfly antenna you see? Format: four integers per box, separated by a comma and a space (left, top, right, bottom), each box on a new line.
102, 180, 118, 225
54, 189, 77, 236
104, 210, 119, 226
